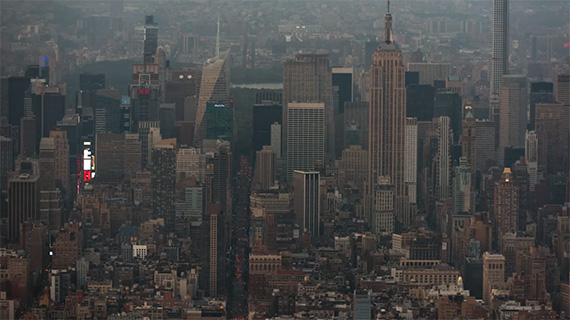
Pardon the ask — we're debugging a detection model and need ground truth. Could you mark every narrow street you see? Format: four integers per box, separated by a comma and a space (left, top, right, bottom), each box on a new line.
227, 155, 251, 319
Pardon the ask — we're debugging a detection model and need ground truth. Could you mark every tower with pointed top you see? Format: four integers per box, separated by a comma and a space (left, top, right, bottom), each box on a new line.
367, 2, 408, 227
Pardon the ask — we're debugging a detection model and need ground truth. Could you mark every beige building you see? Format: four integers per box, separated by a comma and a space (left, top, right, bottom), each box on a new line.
483, 252, 505, 304
368, 9, 407, 226
254, 146, 275, 191
338, 145, 367, 189
494, 168, 519, 240
249, 253, 282, 275
49, 131, 69, 191
498, 75, 527, 165
407, 62, 451, 86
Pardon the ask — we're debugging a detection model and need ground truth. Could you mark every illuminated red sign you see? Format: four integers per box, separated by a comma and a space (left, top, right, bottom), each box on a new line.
139, 88, 150, 96
84, 171, 91, 182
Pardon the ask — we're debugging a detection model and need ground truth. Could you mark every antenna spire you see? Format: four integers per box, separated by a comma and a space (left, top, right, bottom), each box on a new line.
387, 0, 390, 13
384, 0, 394, 44
215, 13, 220, 57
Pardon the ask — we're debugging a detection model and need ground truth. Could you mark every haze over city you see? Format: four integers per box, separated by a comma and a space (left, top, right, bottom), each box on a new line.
0, 0, 569, 319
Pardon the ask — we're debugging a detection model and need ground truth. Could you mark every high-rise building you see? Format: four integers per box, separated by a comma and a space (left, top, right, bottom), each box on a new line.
557, 74, 570, 106
332, 67, 353, 112
254, 146, 275, 191
462, 107, 477, 186
344, 101, 369, 149
207, 203, 221, 298
406, 84, 435, 121
367, 6, 407, 226
38, 137, 55, 191
475, 120, 496, 172
483, 252, 505, 304
124, 133, 142, 179
194, 51, 230, 145
535, 102, 570, 175
205, 102, 232, 142
407, 63, 451, 86
30, 83, 65, 142
494, 168, 519, 239
0, 136, 13, 189
131, 64, 160, 131
151, 138, 177, 233
434, 92, 462, 142
283, 53, 333, 161
525, 131, 538, 190
20, 117, 36, 158
353, 290, 372, 320
2, 77, 30, 127
499, 75, 527, 166
286, 103, 325, 180
364, 40, 381, 67
138, 121, 160, 169
453, 157, 473, 213
529, 82, 554, 130
338, 145, 368, 190
164, 69, 200, 122
293, 171, 320, 242
79, 73, 105, 91
159, 103, 175, 139
7, 172, 40, 243
49, 130, 70, 192
251, 96, 282, 157
436, 117, 452, 199
95, 133, 125, 182
143, 15, 158, 64
270, 122, 281, 159
491, 0, 509, 97
405, 118, 418, 208
372, 176, 395, 235
176, 147, 200, 182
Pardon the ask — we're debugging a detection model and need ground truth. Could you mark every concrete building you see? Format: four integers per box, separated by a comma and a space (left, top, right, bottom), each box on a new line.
452, 158, 473, 214
7, 173, 40, 243
475, 120, 496, 172
286, 103, 325, 180
436, 117, 452, 199
491, 0, 509, 97
483, 252, 505, 304
405, 118, 418, 208
499, 75, 527, 166
494, 168, 519, 240
293, 171, 320, 242
151, 138, 177, 233
254, 146, 275, 191
407, 63, 451, 86
338, 145, 368, 190
535, 102, 569, 174
372, 176, 395, 235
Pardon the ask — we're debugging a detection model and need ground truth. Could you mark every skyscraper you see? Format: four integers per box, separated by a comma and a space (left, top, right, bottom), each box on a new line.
405, 118, 418, 209
436, 117, 452, 200
251, 96, 282, 157
535, 102, 569, 174
491, 0, 509, 97
151, 138, 177, 233
205, 102, 232, 142
49, 130, 70, 192
130, 63, 160, 129
483, 252, 505, 304
194, 51, 230, 145
494, 168, 519, 240
95, 133, 125, 182
283, 53, 333, 161
525, 131, 538, 190
557, 74, 570, 106
270, 123, 281, 159
7, 172, 40, 243
462, 107, 476, 187
499, 75, 527, 166
254, 146, 275, 191
286, 103, 325, 180
453, 157, 473, 214
143, 15, 158, 64
367, 4, 407, 225
529, 82, 554, 131
293, 170, 320, 242
407, 63, 451, 86
372, 176, 395, 235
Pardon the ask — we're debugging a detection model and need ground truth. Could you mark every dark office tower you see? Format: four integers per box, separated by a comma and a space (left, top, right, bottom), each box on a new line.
130, 64, 160, 129
293, 170, 320, 243
434, 92, 462, 142
159, 103, 175, 139
251, 96, 282, 157
344, 101, 368, 149
409, 48, 424, 63
57, 114, 81, 185
283, 53, 333, 161
1, 77, 30, 126
30, 84, 65, 141
499, 75, 527, 166
405, 71, 420, 87
491, 0, 509, 97
124, 134, 142, 180
462, 107, 476, 188
406, 85, 435, 121
174, 121, 194, 146
536, 102, 570, 175
194, 51, 230, 145
7, 171, 40, 243
368, 5, 408, 226
95, 133, 125, 182
138, 121, 160, 169
164, 69, 200, 122
205, 102, 232, 142
332, 68, 353, 112
503, 147, 524, 168
25, 65, 40, 79
95, 88, 121, 134
79, 73, 105, 91
364, 40, 380, 67
143, 15, 158, 64
529, 82, 554, 130
557, 74, 570, 106
20, 117, 36, 158
0, 137, 13, 189
151, 138, 176, 232
211, 142, 232, 217
120, 96, 131, 133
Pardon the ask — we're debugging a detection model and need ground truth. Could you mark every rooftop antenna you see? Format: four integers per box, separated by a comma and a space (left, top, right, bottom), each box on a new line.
215, 13, 220, 57
387, 0, 390, 13
384, 0, 394, 44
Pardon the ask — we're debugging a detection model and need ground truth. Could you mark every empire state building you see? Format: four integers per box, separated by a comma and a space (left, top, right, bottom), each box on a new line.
367, 1, 409, 227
